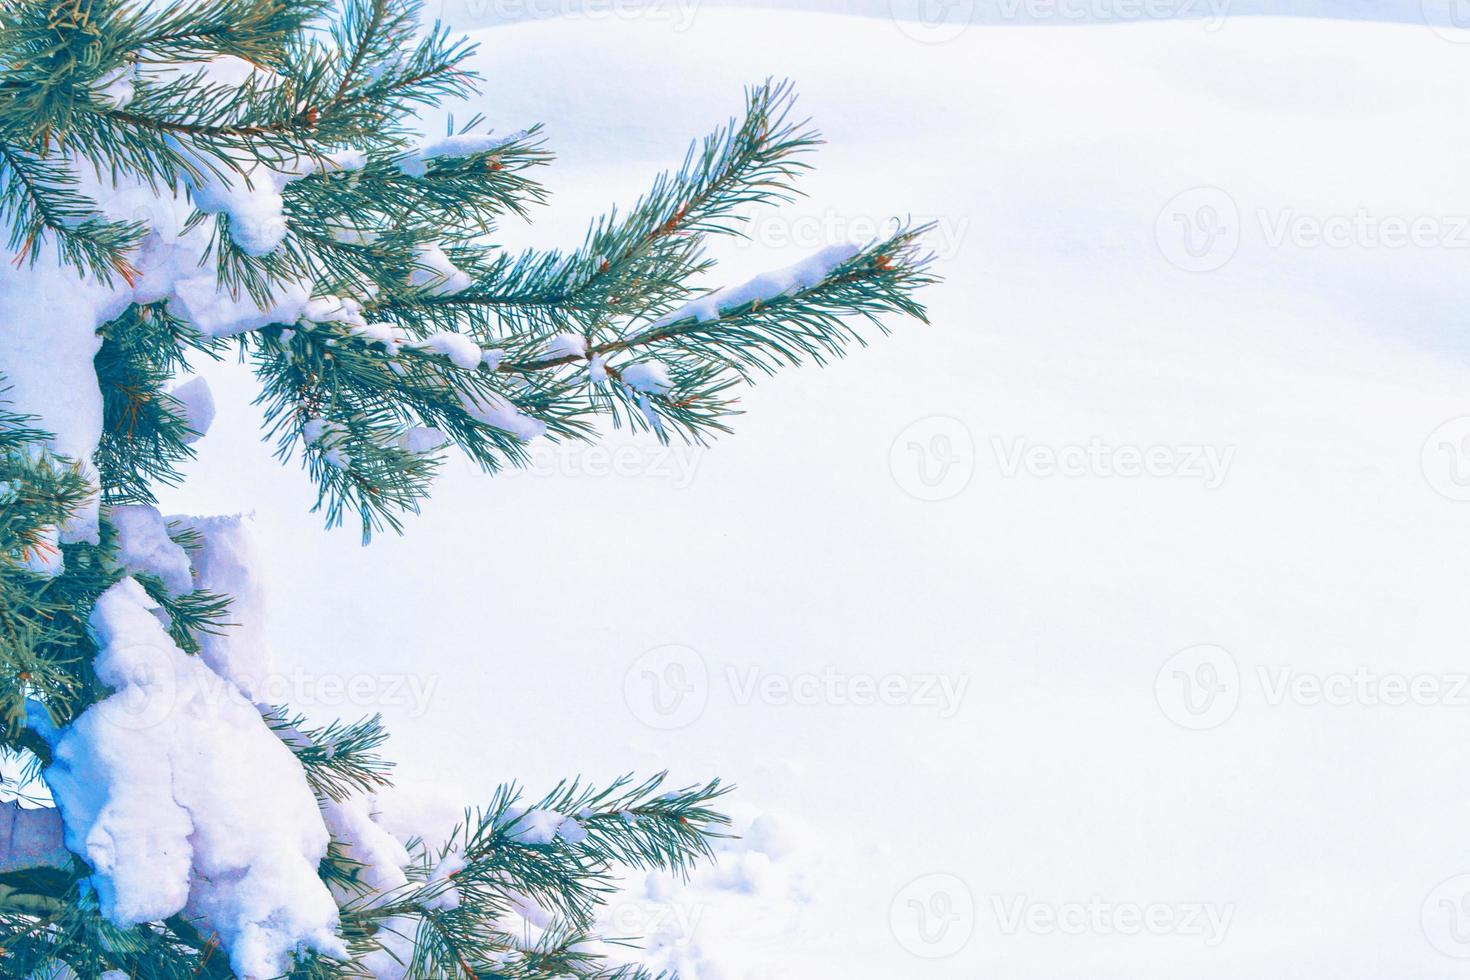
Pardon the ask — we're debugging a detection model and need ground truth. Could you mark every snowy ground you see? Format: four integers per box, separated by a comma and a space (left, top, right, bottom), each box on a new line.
163, 8, 1470, 978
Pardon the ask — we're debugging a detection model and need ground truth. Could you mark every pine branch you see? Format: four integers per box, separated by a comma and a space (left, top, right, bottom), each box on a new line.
0, 391, 105, 735
94, 303, 224, 507
369, 79, 818, 339
134, 572, 234, 657
337, 774, 730, 977
268, 709, 395, 803
443, 773, 729, 926
251, 320, 593, 539
495, 226, 938, 445
127, 0, 329, 68
0, 1, 941, 973
0, 140, 144, 281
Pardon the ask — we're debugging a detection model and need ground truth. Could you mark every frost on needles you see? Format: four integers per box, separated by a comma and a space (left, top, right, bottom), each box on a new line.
0, 0, 936, 976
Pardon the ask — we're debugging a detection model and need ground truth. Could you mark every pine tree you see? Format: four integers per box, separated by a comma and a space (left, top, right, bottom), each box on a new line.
0, 1, 936, 976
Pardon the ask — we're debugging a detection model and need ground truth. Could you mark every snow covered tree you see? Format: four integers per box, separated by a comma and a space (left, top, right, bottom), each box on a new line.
0, 0, 935, 976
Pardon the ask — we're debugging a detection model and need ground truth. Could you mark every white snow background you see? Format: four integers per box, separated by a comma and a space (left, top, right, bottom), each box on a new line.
150, 6, 1470, 977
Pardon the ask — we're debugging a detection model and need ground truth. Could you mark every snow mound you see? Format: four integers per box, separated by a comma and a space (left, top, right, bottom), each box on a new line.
108, 505, 193, 596
37, 578, 342, 978
167, 514, 274, 701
